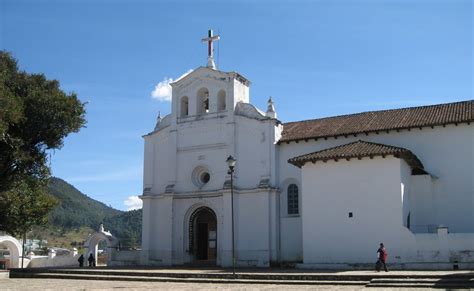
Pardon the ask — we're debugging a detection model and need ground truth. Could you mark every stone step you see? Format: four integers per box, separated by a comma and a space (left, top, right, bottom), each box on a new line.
16, 272, 369, 286
368, 283, 473, 289
371, 277, 474, 283
11, 268, 474, 281
9, 269, 373, 281
367, 278, 474, 289
10, 269, 474, 288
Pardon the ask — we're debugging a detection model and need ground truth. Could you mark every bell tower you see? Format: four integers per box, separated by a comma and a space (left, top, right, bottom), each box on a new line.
168, 29, 250, 120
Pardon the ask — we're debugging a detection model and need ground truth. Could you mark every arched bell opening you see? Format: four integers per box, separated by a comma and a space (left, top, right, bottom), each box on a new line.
217, 90, 226, 111
180, 96, 189, 117
188, 207, 217, 264
197, 88, 210, 114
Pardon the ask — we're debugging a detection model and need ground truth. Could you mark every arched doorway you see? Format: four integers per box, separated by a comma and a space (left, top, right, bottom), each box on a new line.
83, 224, 118, 266
189, 207, 217, 264
0, 235, 22, 269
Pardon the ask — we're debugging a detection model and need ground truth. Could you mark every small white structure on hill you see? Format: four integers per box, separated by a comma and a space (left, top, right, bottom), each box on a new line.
139, 30, 474, 269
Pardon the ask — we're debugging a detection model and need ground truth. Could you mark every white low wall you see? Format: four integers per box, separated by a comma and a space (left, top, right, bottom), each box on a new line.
402, 232, 474, 269
298, 232, 474, 270
27, 254, 79, 268
108, 250, 141, 266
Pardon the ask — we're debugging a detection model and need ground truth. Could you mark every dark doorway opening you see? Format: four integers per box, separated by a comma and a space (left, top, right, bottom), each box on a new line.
196, 223, 208, 260
189, 207, 217, 264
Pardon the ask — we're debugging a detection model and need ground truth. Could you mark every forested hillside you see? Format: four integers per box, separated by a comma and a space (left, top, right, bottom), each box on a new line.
48, 177, 122, 228
31, 177, 142, 249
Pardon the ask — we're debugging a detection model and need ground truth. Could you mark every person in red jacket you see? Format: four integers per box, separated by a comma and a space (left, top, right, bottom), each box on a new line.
376, 243, 389, 272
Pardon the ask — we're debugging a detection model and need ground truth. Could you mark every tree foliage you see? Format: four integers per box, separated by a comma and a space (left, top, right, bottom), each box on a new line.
0, 51, 86, 236
104, 209, 142, 248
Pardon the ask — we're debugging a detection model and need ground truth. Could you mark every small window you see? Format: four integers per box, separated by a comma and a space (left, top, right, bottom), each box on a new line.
180, 96, 189, 117
192, 166, 211, 188
217, 90, 226, 111
287, 184, 299, 215
200, 172, 210, 184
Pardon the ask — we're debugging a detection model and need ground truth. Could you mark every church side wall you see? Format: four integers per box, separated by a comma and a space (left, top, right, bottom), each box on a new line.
400, 159, 412, 229
279, 123, 474, 234
277, 144, 303, 262
410, 175, 435, 232
301, 157, 412, 264
279, 176, 303, 262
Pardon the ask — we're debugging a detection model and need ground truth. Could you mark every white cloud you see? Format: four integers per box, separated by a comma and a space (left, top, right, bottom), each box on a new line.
124, 195, 142, 211
151, 69, 193, 102
151, 77, 173, 101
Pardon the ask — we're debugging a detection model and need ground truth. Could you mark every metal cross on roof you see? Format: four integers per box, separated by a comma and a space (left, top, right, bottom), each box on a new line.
201, 29, 220, 69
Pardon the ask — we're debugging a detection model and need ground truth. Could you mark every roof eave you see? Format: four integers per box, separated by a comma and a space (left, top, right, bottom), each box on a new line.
280, 120, 474, 144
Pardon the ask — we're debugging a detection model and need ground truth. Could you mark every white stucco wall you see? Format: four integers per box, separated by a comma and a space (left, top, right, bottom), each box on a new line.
170, 196, 225, 266
141, 195, 173, 265
142, 189, 277, 267
109, 250, 141, 266
301, 157, 414, 264
279, 123, 474, 234
279, 177, 303, 262
408, 232, 474, 268
410, 175, 436, 232
27, 254, 79, 268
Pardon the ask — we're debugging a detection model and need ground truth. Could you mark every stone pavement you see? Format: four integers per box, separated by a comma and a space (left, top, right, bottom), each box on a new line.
7, 267, 474, 289
1, 278, 430, 291
11, 266, 474, 276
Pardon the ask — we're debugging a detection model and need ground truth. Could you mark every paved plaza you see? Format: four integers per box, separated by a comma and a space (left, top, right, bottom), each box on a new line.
1, 278, 431, 291
4, 268, 473, 290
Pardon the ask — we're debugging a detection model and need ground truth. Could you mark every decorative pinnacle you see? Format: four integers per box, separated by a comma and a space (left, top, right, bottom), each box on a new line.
266, 96, 277, 118
154, 111, 162, 131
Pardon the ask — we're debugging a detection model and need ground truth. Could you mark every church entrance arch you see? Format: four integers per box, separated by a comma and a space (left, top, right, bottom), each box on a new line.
83, 224, 118, 266
188, 207, 217, 264
0, 235, 22, 269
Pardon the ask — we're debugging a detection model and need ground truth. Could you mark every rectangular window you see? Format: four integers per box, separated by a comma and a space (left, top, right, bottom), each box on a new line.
288, 184, 299, 215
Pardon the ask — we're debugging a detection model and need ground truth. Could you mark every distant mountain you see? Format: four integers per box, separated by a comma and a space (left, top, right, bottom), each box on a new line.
45, 177, 141, 247
48, 177, 121, 229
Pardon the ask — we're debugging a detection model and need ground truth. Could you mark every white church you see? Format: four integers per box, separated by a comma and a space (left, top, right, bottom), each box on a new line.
139, 31, 473, 269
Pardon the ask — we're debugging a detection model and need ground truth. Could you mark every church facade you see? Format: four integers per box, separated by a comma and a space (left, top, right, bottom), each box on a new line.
140, 37, 473, 269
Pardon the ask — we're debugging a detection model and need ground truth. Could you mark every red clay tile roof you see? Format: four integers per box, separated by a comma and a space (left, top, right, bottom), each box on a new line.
288, 140, 425, 173
280, 100, 473, 143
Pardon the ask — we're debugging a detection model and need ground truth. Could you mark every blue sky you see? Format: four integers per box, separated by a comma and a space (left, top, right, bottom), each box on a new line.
1, 0, 472, 210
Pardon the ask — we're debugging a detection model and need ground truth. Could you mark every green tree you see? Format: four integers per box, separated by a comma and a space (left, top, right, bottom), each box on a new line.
0, 51, 86, 236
